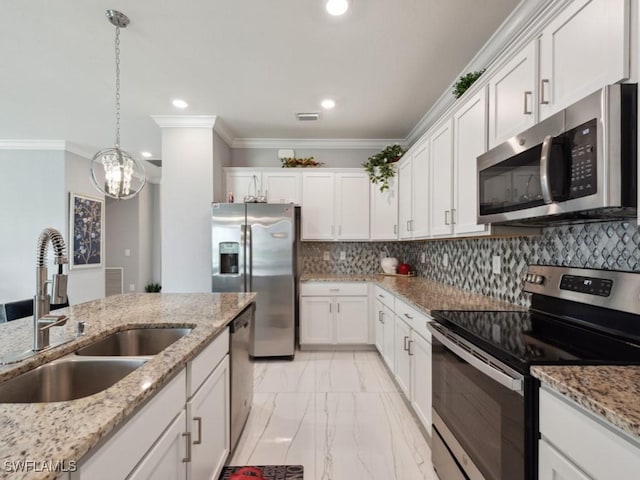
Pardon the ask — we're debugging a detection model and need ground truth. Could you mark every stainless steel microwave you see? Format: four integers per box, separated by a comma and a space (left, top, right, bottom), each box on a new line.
477, 84, 637, 226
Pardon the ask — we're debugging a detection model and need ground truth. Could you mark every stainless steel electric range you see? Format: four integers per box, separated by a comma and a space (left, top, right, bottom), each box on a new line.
428, 265, 640, 480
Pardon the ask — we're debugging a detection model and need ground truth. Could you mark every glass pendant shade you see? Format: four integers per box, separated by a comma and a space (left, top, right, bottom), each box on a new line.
90, 147, 146, 200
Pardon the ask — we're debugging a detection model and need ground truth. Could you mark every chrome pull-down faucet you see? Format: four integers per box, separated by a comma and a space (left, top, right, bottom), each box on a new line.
34, 227, 69, 351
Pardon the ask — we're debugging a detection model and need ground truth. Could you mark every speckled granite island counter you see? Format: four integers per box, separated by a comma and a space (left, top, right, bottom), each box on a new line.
300, 273, 520, 313
0, 292, 255, 480
532, 365, 640, 441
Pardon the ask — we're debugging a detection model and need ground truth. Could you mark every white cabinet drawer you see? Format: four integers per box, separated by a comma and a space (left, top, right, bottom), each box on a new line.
373, 285, 395, 309
395, 297, 431, 341
188, 328, 229, 398
539, 387, 640, 480
300, 282, 368, 297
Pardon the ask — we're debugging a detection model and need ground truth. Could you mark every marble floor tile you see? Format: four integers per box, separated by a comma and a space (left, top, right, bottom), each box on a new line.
315, 351, 399, 393
233, 351, 436, 480
230, 392, 316, 472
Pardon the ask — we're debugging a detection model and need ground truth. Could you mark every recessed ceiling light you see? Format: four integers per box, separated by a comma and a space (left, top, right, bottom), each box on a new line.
141, 151, 153, 158
172, 99, 189, 109
321, 99, 336, 109
326, 0, 349, 16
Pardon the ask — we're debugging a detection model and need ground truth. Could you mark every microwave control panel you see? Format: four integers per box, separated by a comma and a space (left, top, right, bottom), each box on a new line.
567, 119, 597, 199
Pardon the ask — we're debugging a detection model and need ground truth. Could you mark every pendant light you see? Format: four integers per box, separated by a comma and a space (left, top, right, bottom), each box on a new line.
90, 10, 146, 200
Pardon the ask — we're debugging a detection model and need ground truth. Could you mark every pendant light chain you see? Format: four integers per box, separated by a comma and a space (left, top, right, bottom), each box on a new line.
114, 25, 121, 149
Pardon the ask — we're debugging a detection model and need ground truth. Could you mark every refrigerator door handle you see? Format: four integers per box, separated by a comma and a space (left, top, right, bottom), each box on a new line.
247, 224, 253, 292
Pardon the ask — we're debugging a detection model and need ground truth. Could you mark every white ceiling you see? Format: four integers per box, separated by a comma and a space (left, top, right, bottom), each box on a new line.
1, 0, 519, 160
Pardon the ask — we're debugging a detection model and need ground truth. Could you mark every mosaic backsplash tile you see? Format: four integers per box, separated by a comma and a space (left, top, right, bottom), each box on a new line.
301, 220, 640, 306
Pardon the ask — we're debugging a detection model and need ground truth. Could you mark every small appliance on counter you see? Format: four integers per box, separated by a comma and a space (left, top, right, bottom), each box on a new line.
429, 265, 640, 480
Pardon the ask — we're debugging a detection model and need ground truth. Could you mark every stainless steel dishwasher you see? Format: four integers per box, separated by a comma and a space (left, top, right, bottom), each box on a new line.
230, 304, 254, 452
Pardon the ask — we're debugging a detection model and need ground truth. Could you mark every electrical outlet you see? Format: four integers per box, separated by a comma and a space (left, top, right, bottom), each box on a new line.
323, 251, 330, 261
492, 255, 501, 274
420, 252, 426, 264
340, 251, 346, 261
129, 284, 135, 292
443, 253, 449, 267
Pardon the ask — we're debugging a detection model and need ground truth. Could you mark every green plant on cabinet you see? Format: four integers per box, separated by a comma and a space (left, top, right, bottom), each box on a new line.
363, 144, 406, 192
452, 69, 486, 98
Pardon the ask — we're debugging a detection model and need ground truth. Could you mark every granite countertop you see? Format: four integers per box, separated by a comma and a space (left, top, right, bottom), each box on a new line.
300, 273, 521, 314
0, 292, 255, 480
532, 365, 640, 441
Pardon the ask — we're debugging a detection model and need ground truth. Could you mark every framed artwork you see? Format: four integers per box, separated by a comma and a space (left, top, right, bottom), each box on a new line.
69, 193, 104, 269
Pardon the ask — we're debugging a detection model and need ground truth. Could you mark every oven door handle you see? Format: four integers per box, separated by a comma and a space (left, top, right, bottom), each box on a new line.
539, 134, 554, 204
428, 323, 524, 394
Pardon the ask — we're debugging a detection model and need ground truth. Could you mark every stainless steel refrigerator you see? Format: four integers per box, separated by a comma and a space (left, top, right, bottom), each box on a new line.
212, 203, 298, 358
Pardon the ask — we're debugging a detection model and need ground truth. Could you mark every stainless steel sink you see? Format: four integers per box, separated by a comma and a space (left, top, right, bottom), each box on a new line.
0, 357, 147, 403
74, 327, 192, 356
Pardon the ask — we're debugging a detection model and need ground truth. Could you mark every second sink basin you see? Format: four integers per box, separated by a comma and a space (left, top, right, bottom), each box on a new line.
0, 357, 147, 403
75, 327, 192, 356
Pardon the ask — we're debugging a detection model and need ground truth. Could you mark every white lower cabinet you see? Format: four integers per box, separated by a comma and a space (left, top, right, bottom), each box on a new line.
188, 356, 230, 480
410, 331, 432, 434
128, 411, 188, 480
72, 329, 231, 480
539, 387, 640, 480
300, 283, 369, 346
394, 316, 412, 396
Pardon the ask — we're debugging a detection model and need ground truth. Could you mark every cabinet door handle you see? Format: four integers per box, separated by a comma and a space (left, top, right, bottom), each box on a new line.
406, 220, 411, 232
408, 340, 414, 356
330, 288, 340, 292
182, 432, 192, 462
403, 313, 413, 320
540, 79, 550, 105
337, 303, 340, 313
393, 224, 397, 235
444, 210, 450, 225
404, 335, 409, 351
193, 417, 202, 445
451, 208, 456, 225
523, 91, 532, 114
378, 310, 383, 323
329, 303, 332, 313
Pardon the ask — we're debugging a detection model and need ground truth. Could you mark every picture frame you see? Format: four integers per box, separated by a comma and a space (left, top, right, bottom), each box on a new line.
69, 192, 104, 269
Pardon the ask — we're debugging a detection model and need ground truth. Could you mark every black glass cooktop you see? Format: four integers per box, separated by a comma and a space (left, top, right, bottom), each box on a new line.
431, 309, 640, 374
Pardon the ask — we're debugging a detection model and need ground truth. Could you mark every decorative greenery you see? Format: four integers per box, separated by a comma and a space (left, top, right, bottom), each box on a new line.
362, 144, 406, 192
280, 156, 323, 168
144, 283, 162, 293
452, 69, 486, 99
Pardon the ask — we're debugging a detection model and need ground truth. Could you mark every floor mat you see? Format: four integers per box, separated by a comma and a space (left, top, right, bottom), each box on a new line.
218, 465, 304, 480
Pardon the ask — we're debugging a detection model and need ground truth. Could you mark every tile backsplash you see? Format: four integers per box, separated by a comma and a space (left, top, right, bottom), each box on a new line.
301, 220, 640, 306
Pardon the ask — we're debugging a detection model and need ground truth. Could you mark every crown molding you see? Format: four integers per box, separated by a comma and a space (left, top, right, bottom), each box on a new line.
0, 139, 66, 150
231, 137, 405, 150
151, 115, 218, 129
212, 120, 235, 147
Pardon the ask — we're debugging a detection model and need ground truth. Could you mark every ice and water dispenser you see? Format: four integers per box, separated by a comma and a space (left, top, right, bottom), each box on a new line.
219, 242, 239, 274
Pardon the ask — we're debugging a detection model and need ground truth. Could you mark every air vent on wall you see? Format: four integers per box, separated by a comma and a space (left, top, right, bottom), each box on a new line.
146, 159, 162, 167
296, 112, 320, 121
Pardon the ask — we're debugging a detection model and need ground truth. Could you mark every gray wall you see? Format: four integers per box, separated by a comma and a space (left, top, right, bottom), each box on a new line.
230, 147, 379, 168
213, 131, 231, 202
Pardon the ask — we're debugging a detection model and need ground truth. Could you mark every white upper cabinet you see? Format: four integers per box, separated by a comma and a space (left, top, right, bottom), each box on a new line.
301, 172, 335, 240
429, 119, 454, 237
488, 40, 537, 148
225, 170, 262, 203
301, 171, 370, 241
370, 175, 399, 241
538, 0, 629, 119
453, 87, 490, 236
398, 140, 429, 240
398, 158, 413, 240
262, 170, 301, 204
335, 172, 370, 240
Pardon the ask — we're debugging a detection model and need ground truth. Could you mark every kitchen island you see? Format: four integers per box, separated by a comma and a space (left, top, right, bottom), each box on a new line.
0, 292, 255, 480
